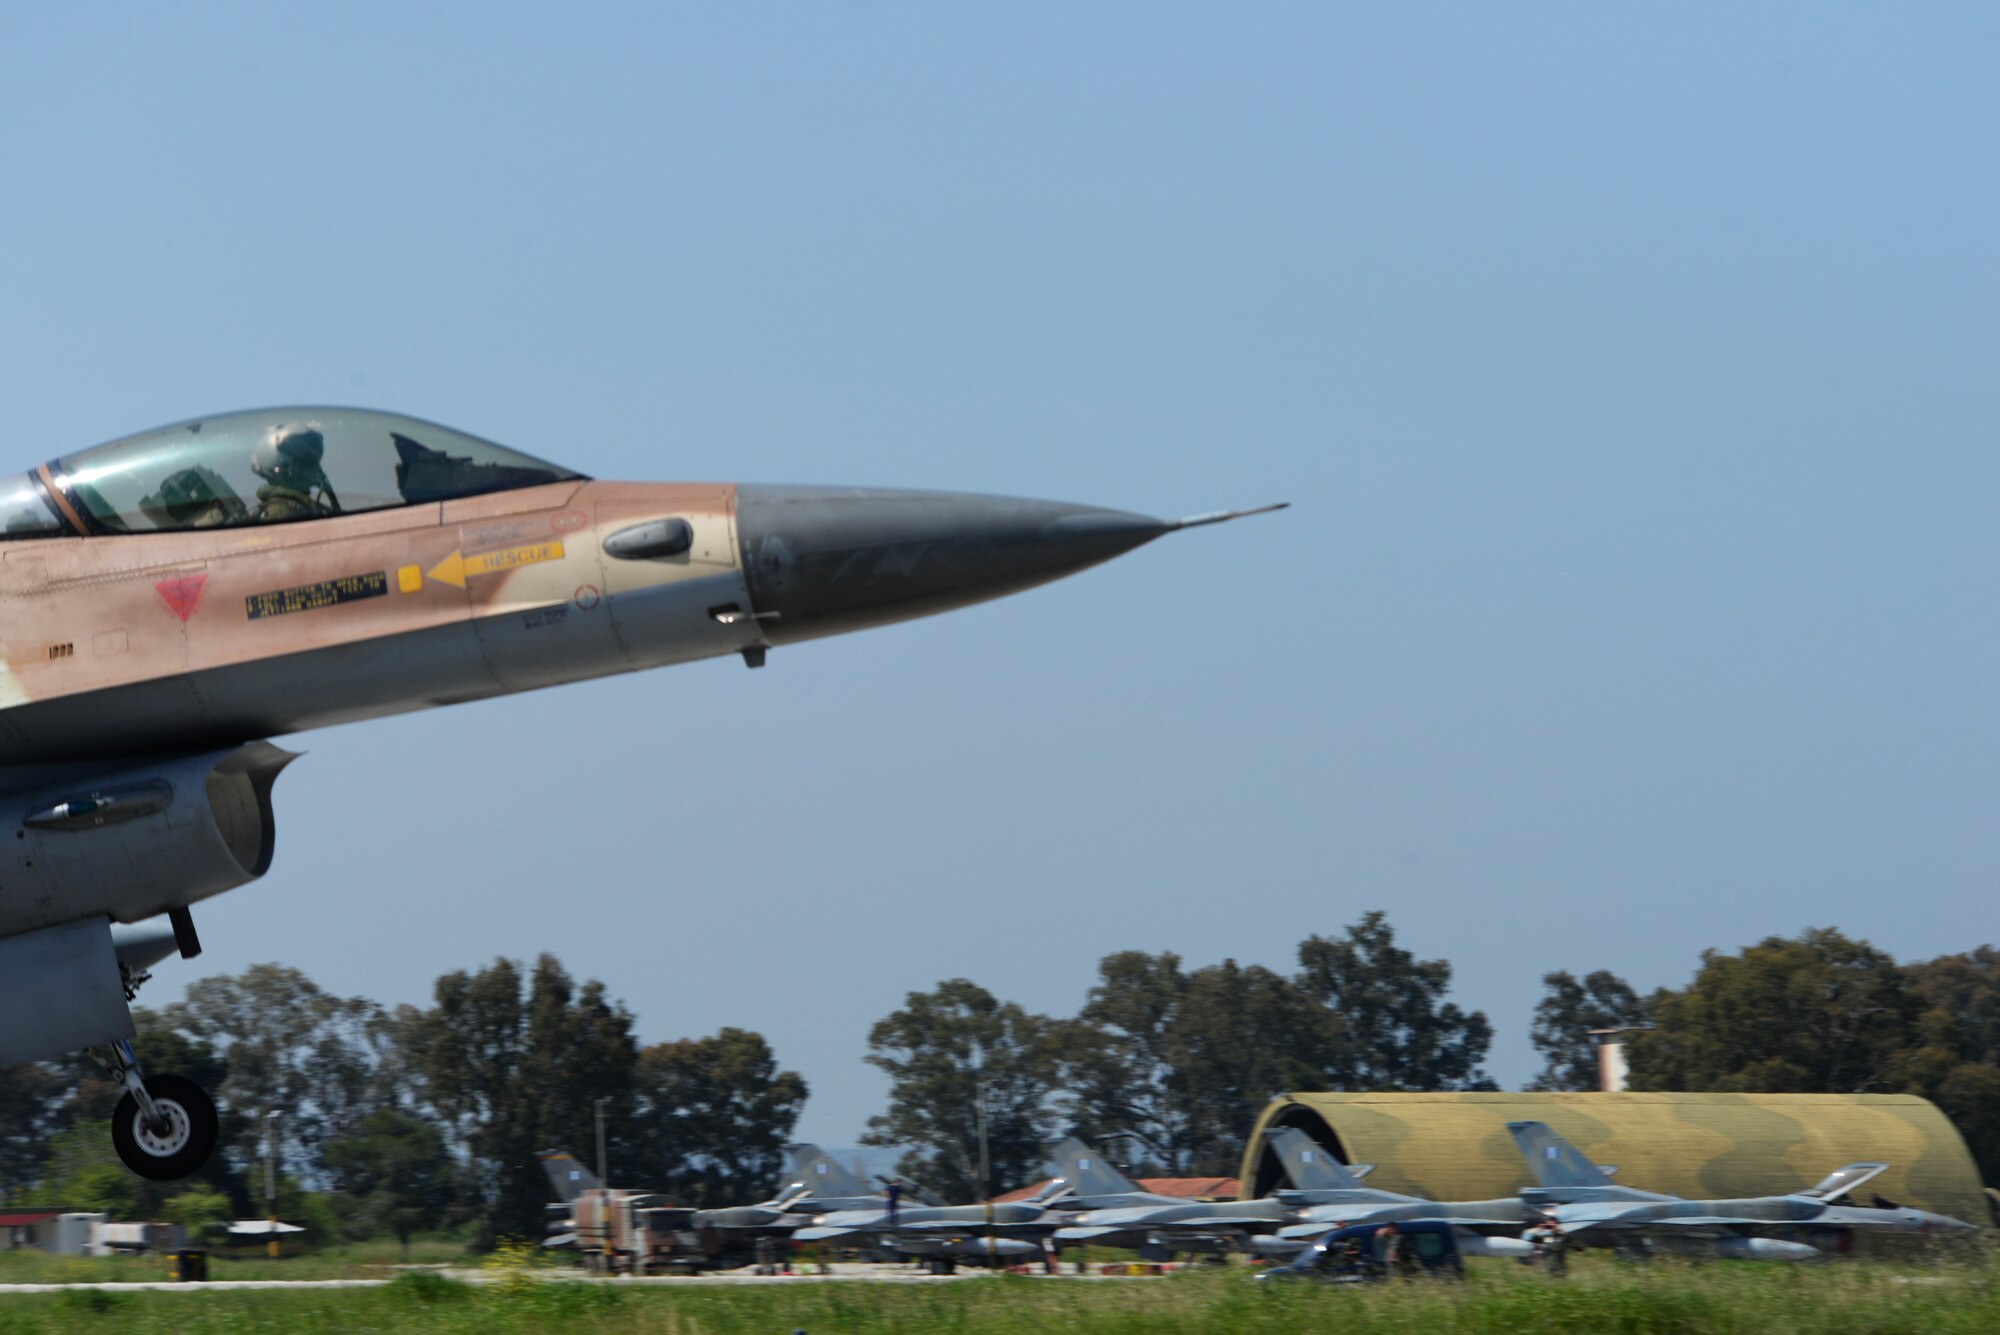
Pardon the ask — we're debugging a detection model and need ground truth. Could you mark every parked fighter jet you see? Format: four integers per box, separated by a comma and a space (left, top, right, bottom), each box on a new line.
1044, 1137, 1187, 1210
1048, 1137, 1293, 1256
539, 1144, 889, 1270
1262, 1126, 1535, 1257
0, 407, 1283, 1180
793, 1176, 1072, 1268
539, 1144, 889, 1220
759, 1145, 893, 1217
1503, 1120, 1674, 1206
1508, 1121, 1977, 1260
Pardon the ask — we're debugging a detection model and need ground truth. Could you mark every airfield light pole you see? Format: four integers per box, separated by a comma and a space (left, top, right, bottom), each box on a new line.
977, 1080, 997, 1266
595, 1098, 611, 1190
264, 1110, 280, 1259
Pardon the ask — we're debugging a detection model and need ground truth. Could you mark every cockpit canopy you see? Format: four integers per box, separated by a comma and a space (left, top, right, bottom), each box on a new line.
5, 407, 584, 538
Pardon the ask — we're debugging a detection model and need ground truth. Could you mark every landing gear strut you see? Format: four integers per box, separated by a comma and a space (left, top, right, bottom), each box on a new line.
89, 1039, 219, 1180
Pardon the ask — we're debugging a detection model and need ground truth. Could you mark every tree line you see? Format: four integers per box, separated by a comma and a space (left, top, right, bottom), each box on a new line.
1, 913, 1993, 1246
0, 955, 806, 1248
861, 916, 2000, 1196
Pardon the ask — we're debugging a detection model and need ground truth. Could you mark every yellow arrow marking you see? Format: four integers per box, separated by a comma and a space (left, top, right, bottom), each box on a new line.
426, 550, 467, 589
427, 540, 564, 590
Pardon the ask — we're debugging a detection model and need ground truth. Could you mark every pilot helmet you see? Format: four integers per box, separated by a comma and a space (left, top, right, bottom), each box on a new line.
251, 423, 327, 486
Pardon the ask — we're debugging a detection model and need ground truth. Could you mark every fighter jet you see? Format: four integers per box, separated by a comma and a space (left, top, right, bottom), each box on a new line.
1047, 1136, 1295, 1256
0, 406, 1283, 1180
1503, 1120, 1676, 1206
752, 1144, 894, 1218
539, 1144, 889, 1269
1262, 1126, 1535, 1258
792, 1175, 1072, 1268
1508, 1121, 1977, 1260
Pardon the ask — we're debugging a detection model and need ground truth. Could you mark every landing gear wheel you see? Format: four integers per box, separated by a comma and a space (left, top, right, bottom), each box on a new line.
111, 1075, 218, 1180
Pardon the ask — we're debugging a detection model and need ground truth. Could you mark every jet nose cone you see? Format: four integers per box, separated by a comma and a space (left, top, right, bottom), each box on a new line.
735, 485, 1172, 644
1924, 1211, 1979, 1234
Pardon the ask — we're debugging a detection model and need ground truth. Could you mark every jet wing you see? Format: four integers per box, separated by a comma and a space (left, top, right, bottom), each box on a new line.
792, 1226, 868, 1242
1168, 1216, 1285, 1230
1054, 1226, 1129, 1241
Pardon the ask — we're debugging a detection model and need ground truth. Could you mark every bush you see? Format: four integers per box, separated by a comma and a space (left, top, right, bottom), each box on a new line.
386, 1270, 472, 1304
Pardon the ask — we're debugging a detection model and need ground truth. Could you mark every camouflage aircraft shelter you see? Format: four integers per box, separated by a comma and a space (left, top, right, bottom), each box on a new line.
1242, 1092, 1992, 1226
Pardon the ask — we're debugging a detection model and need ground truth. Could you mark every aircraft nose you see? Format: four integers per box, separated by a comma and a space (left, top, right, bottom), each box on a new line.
734, 485, 1173, 644
1924, 1210, 1978, 1234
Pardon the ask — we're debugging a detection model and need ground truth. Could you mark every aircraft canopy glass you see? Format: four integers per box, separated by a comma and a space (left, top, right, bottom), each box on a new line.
0, 475, 64, 538
48, 407, 584, 535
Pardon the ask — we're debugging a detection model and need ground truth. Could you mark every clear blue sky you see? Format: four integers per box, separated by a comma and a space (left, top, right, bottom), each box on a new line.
3, 5, 1995, 1145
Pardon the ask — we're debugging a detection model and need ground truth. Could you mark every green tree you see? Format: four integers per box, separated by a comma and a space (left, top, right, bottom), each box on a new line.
1931, 1062, 2000, 1184
18, 1122, 142, 1216
620, 1029, 807, 1205
161, 1184, 234, 1246
862, 979, 1060, 1201
1627, 929, 1920, 1093
407, 955, 635, 1245
1169, 960, 1337, 1174
1295, 911, 1494, 1091
1902, 947, 2000, 1181
1057, 951, 1196, 1173
322, 1109, 456, 1251
0, 1062, 66, 1201
1906, 947, 2000, 1060
1626, 930, 2000, 1181
1058, 952, 1335, 1176
163, 966, 387, 1176
1527, 969, 1650, 1091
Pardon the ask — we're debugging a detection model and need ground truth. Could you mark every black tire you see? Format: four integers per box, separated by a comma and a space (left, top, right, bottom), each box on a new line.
111, 1075, 218, 1181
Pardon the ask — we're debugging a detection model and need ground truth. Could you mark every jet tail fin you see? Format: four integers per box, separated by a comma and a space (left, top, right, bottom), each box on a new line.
539, 1150, 602, 1204
1045, 1137, 1144, 1198
784, 1144, 875, 1200
1802, 1162, 1890, 1202
1506, 1121, 1616, 1189
1264, 1126, 1368, 1192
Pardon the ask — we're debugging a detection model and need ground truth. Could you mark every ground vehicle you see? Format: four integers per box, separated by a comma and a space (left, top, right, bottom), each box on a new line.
1256, 1220, 1468, 1283
573, 1191, 717, 1275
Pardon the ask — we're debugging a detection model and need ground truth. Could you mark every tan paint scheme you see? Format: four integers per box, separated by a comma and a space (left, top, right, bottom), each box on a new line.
0, 481, 754, 754
1242, 1092, 1990, 1228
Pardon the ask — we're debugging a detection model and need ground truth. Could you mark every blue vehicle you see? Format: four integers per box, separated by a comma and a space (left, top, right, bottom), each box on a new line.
1257, 1220, 1468, 1284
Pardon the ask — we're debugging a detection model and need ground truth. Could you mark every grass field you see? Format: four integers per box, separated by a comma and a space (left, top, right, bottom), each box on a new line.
2, 1255, 1998, 1335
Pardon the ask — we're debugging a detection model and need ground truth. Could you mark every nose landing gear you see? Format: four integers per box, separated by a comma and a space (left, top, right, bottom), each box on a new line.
90, 1039, 219, 1180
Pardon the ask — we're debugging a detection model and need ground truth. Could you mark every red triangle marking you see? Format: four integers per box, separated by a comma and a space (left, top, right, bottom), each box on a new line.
154, 574, 208, 623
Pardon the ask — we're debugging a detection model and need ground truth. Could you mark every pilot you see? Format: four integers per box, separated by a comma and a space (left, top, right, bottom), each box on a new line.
251, 423, 341, 521
1376, 1220, 1416, 1277
1530, 1221, 1568, 1276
